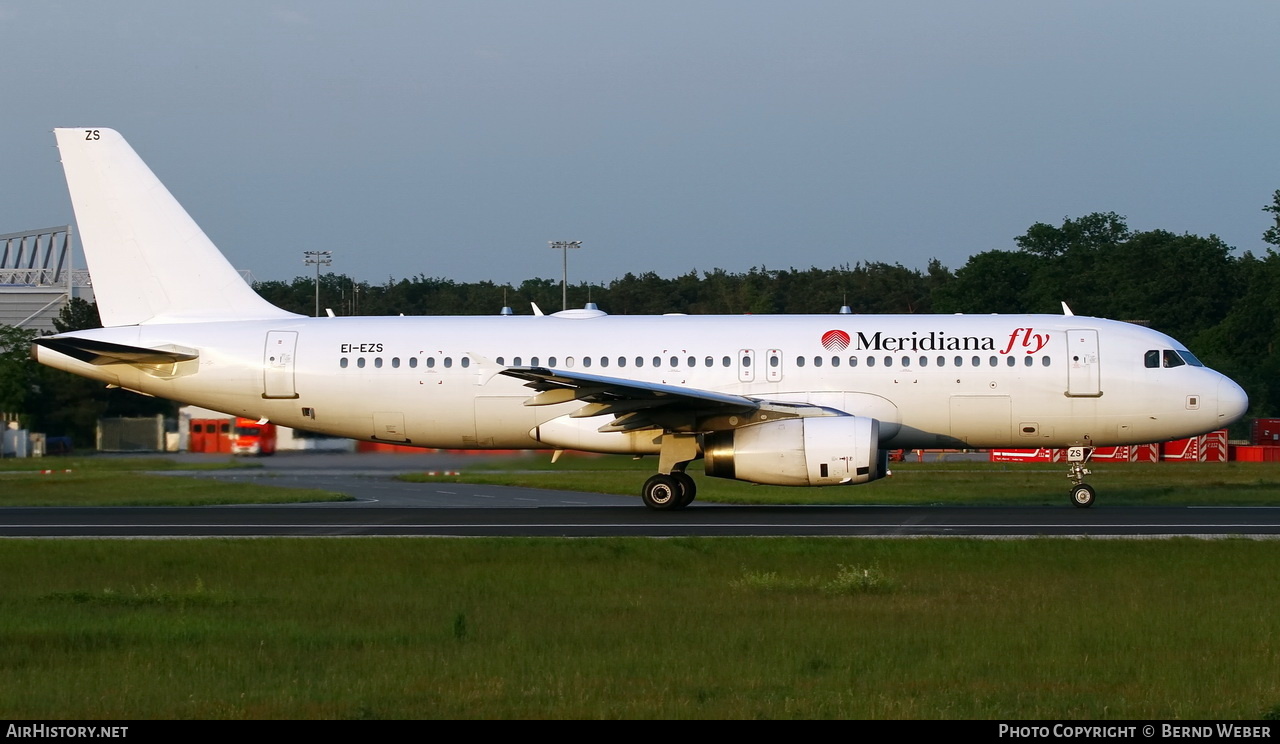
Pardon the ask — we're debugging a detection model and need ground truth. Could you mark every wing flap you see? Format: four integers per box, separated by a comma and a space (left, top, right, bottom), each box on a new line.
499, 366, 842, 433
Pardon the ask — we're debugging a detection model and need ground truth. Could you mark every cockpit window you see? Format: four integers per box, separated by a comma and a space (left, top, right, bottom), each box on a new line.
1177, 349, 1205, 367
1146, 349, 1205, 368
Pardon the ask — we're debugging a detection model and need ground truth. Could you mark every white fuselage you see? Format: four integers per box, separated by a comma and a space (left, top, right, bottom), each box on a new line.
36, 310, 1247, 454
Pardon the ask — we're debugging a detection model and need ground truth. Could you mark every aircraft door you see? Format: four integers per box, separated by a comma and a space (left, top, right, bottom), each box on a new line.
262, 331, 299, 399
738, 349, 755, 382
766, 349, 783, 382
1066, 329, 1101, 397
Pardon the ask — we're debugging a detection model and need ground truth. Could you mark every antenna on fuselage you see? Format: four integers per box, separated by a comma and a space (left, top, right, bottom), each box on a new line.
1061, 302, 1075, 316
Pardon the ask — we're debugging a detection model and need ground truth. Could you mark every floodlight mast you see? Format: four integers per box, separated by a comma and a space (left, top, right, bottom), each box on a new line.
303, 250, 332, 317
548, 241, 581, 310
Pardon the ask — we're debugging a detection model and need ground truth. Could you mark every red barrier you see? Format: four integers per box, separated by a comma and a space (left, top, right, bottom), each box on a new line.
991, 432, 1227, 463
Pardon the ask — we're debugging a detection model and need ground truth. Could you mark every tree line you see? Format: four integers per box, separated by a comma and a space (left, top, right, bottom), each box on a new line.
4, 191, 1279, 446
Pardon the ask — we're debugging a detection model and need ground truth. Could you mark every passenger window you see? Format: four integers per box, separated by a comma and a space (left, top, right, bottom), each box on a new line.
936, 356, 945, 367
971, 356, 980, 366
409, 357, 418, 368
796, 356, 806, 368
496, 356, 505, 366
831, 356, 840, 367
669, 356, 678, 367
392, 357, 401, 368
618, 357, 627, 368
884, 356, 893, 368
374, 357, 383, 368
705, 356, 713, 367
636, 357, 645, 367
530, 357, 539, 367
548, 356, 557, 367
813, 356, 823, 367
653, 356, 661, 367
513, 356, 522, 366
769, 355, 779, 368
460, 358, 470, 368
340, 357, 348, 368
583, 357, 593, 368
1024, 356, 1033, 367
901, 356, 909, 367
443, 358, 453, 368
849, 356, 858, 367
1006, 356, 1016, 367
426, 358, 436, 369
1042, 356, 1051, 367
599, 357, 608, 368
919, 356, 928, 368
867, 356, 876, 368
722, 356, 731, 367
565, 357, 575, 368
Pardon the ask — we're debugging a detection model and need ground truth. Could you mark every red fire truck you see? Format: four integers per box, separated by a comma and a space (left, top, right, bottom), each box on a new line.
231, 417, 277, 456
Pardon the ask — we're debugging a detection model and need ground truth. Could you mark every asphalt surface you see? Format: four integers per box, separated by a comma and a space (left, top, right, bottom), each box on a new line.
4, 451, 1280, 538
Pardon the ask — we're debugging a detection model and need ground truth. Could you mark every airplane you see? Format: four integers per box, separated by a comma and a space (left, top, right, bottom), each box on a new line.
31, 128, 1250, 510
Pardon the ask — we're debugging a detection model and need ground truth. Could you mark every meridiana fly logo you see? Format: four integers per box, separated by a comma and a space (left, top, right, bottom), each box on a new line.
821, 330, 850, 351
820, 328, 1050, 354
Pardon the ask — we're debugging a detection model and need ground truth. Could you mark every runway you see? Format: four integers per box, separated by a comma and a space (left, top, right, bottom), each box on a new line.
3, 453, 1280, 538
4, 500, 1280, 538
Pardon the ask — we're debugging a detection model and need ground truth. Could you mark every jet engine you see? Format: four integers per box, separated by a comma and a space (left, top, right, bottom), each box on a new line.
702, 416, 885, 486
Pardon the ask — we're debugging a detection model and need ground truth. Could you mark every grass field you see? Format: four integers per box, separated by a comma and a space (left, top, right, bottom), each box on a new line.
1, 537, 1278, 719
0, 456, 348, 506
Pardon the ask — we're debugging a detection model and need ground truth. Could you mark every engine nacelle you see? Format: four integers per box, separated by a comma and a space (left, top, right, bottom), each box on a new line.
703, 416, 885, 486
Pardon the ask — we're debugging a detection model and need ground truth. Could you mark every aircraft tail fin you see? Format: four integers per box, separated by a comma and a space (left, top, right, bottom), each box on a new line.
53, 128, 300, 327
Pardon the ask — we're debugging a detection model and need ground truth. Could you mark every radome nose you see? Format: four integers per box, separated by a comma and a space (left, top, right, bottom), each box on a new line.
1218, 376, 1249, 426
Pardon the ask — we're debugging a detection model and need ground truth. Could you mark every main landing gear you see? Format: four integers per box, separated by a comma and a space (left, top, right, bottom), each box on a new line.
1066, 446, 1095, 508
642, 433, 699, 510
642, 471, 697, 510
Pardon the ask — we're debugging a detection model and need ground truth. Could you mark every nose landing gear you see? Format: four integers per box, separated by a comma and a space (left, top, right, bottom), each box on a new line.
1066, 446, 1094, 508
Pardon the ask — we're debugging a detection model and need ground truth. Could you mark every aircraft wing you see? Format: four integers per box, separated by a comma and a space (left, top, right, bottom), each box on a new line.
499, 366, 842, 433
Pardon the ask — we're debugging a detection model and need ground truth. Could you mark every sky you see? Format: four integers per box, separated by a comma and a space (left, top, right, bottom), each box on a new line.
2, 1, 1278, 288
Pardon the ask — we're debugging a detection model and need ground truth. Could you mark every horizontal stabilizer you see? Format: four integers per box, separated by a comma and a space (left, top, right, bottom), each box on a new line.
33, 336, 198, 366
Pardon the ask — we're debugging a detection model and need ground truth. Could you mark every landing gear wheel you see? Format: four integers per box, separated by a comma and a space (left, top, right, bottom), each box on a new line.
672, 472, 697, 508
1070, 483, 1096, 509
642, 474, 682, 510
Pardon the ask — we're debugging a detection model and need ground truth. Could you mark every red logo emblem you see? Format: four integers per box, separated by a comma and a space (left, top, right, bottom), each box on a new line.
821, 330, 850, 351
